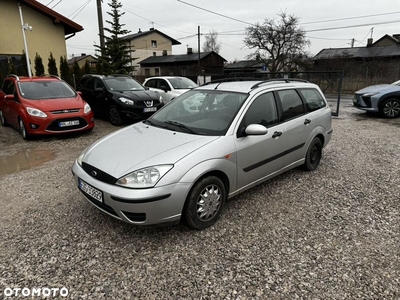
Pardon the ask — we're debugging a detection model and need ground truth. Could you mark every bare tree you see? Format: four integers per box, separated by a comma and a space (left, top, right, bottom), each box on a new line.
203, 30, 221, 53
244, 12, 309, 73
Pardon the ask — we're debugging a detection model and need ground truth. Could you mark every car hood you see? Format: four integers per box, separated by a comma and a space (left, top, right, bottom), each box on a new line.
355, 84, 395, 94
83, 122, 219, 178
112, 90, 159, 101
24, 97, 85, 112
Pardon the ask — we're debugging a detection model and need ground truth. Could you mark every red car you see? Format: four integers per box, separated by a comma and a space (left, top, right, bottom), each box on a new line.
0, 74, 94, 139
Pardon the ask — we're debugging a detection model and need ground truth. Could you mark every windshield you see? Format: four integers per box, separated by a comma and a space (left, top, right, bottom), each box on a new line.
168, 77, 197, 89
148, 90, 248, 136
105, 77, 145, 91
19, 81, 76, 100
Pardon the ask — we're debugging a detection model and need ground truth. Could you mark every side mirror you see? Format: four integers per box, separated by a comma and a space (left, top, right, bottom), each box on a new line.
245, 124, 268, 136
160, 85, 168, 92
4, 94, 15, 101
95, 87, 104, 92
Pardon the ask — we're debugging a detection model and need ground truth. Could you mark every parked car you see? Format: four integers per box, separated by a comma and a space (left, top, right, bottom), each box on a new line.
353, 80, 400, 118
0, 74, 94, 140
77, 74, 163, 125
72, 79, 333, 230
143, 76, 197, 103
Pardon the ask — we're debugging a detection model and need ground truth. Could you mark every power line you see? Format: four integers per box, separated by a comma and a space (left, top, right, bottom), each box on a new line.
177, 0, 253, 26
50, 0, 62, 9
306, 19, 400, 32
69, 0, 91, 20
301, 11, 400, 25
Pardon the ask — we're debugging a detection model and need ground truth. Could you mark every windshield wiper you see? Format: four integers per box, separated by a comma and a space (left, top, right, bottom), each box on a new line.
164, 121, 196, 134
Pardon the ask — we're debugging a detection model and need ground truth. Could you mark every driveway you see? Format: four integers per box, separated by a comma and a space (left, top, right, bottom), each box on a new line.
0, 103, 399, 299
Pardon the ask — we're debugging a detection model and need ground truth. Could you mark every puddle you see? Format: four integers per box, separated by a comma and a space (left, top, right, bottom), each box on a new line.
0, 149, 57, 176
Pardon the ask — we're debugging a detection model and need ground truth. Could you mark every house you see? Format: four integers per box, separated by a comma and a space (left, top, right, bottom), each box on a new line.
119, 28, 181, 76
68, 54, 97, 69
0, 0, 83, 78
313, 34, 400, 90
139, 49, 227, 80
224, 60, 268, 76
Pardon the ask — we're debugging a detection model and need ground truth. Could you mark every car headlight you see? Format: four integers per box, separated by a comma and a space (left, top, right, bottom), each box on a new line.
119, 97, 134, 105
116, 165, 173, 188
363, 92, 379, 97
77, 148, 88, 166
26, 107, 47, 118
84, 103, 91, 114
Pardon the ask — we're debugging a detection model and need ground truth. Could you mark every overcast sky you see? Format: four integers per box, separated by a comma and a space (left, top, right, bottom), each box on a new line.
36, 0, 400, 62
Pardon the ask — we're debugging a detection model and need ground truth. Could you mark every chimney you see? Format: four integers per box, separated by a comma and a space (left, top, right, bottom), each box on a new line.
138, 28, 142, 33
187, 47, 193, 54
162, 50, 167, 56
367, 38, 373, 47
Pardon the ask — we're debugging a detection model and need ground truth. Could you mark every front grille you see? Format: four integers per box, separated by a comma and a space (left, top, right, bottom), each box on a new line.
136, 100, 161, 107
82, 162, 117, 184
51, 109, 80, 114
46, 117, 88, 131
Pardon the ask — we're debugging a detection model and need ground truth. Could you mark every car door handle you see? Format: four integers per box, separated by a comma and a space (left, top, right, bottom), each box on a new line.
272, 131, 282, 138
304, 119, 311, 125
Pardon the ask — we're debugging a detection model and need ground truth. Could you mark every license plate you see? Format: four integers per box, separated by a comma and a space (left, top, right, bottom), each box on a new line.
143, 107, 157, 113
79, 179, 103, 202
59, 120, 79, 127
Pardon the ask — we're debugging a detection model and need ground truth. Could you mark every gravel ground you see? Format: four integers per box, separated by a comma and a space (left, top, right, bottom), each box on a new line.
0, 102, 399, 299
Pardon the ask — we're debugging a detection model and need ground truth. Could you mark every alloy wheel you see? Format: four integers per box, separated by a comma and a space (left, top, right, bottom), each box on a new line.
383, 100, 400, 118
196, 184, 222, 222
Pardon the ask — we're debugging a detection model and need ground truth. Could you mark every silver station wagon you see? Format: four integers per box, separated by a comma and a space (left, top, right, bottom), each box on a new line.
72, 79, 333, 230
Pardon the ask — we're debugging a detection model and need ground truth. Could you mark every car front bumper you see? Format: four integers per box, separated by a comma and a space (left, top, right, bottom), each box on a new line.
25, 114, 94, 135
353, 94, 378, 112
71, 160, 189, 226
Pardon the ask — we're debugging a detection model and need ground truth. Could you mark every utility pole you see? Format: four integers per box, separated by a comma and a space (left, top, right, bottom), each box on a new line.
198, 26, 200, 75
18, 3, 32, 78
96, 0, 105, 56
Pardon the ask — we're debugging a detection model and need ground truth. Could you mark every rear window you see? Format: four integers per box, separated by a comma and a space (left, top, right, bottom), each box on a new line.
299, 88, 326, 112
19, 81, 76, 100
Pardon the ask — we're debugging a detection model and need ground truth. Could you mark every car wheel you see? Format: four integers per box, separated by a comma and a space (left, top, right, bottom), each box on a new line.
19, 118, 30, 140
380, 98, 400, 118
302, 137, 322, 171
183, 176, 226, 230
0, 109, 8, 126
109, 105, 123, 126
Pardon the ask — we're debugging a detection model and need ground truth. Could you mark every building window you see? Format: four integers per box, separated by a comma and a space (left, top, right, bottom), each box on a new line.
155, 68, 160, 76
153, 52, 156, 56
151, 40, 157, 48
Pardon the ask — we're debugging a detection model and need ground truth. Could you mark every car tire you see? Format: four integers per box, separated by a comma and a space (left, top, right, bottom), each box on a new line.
379, 98, 400, 118
19, 118, 30, 140
183, 176, 226, 230
302, 137, 322, 171
109, 105, 123, 126
0, 109, 8, 126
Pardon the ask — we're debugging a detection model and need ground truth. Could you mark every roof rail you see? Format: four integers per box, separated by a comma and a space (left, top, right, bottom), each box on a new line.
250, 78, 308, 89
201, 77, 260, 87
108, 74, 131, 78
7, 74, 20, 81
39, 74, 61, 80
